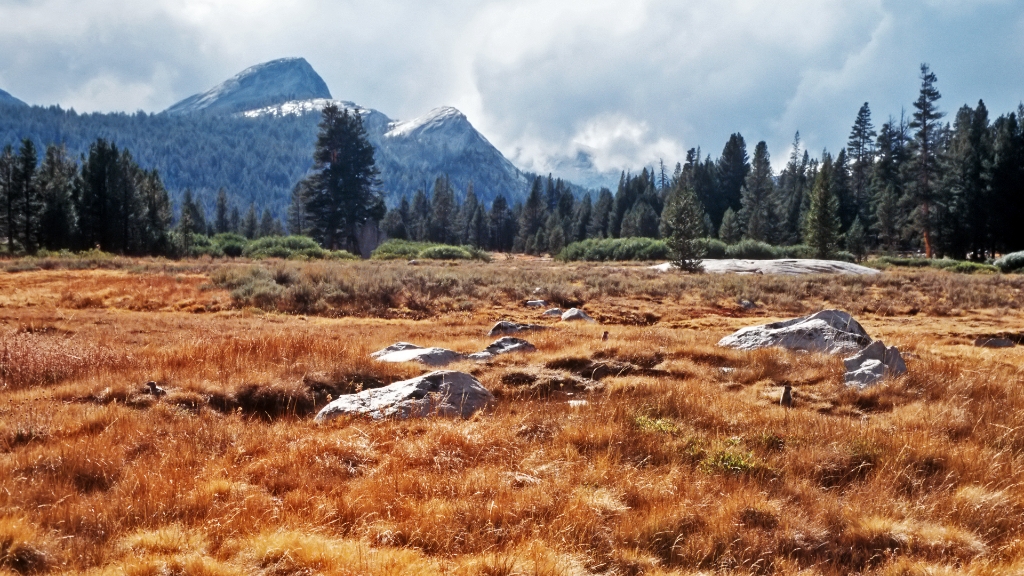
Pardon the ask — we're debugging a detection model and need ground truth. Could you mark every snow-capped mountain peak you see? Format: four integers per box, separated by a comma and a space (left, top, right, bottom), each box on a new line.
165, 57, 331, 116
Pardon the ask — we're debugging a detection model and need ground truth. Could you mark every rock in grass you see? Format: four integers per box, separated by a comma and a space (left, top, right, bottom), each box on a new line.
974, 336, 1015, 348
315, 371, 493, 422
561, 308, 596, 323
488, 321, 546, 337
843, 340, 907, 387
542, 308, 563, 317
468, 337, 537, 361
718, 309, 871, 354
371, 343, 465, 366
526, 300, 548, 308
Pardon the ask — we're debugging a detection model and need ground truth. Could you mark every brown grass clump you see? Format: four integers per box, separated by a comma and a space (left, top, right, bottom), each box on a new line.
1, 259, 1023, 574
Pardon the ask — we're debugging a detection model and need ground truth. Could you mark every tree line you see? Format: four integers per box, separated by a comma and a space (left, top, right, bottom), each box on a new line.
0, 137, 291, 256
3, 63, 1021, 260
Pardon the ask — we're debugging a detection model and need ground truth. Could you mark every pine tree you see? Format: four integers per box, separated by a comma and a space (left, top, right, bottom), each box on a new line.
662, 183, 707, 273
845, 216, 867, 261
458, 183, 480, 244
215, 188, 229, 234
242, 203, 258, 239
429, 175, 457, 243
409, 188, 431, 241
737, 141, 775, 242
258, 208, 276, 238
0, 145, 14, 252
380, 207, 408, 240
620, 200, 659, 238
36, 144, 78, 251
516, 177, 546, 250
301, 103, 383, 249
774, 133, 810, 244
990, 109, 1024, 252
229, 206, 241, 234
287, 181, 311, 236
570, 194, 592, 243
546, 213, 566, 255
848, 103, 877, 225
587, 188, 613, 239
874, 184, 902, 253
714, 133, 750, 229
908, 63, 945, 257
937, 101, 992, 259
138, 169, 172, 254
718, 208, 742, 244
832, 148, 855, 230
488, 194, 516, 251
178, 190, 207, 235
609, 171, 636, 238
12, 139, 40, 253
804, 154, 842, 259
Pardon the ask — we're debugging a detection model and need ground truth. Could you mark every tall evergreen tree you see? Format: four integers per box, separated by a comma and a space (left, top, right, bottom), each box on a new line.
36, 144, 78, 251
138, 169, 172, 254
874, 184, 902, 253
662, 183, 707, 273
380, 206, 408, 240
258, 208, 276, 238
832, 148, 855, 231
870, 117, 910, 249
804, 153, 842, 258
619, 200, 659, 238
408, 188, 431, 242
937, 102, 992, 259
587, 188, 614, 239
11, 139, 40, 253
429, 175, 457, 244
229, 206, 241, 234
287, 181, 312, 236
516, 177, 546, 251
774, 133, 810, 244
215, 188, 230, 234
488, 194, 516, 252
301, 104, 384, 249
458, 182, 480, 245
570, 194, 592, 243
714, 133, 750, 230
737, 141, 775, 242
990, 109, 1024, 252
242, 203, 258, 239
847, 103, 877, 224
0, 145, 15, 251
718, 208, 742, 244
609, 171, 636, 238
908, 63, 945, 257
178, 190, 207, 236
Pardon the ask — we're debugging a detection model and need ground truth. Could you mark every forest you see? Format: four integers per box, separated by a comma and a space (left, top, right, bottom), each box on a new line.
1, 64, 1022, 261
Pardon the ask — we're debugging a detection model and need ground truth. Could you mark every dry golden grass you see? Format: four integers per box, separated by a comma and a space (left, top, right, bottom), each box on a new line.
1, 258, 1023, 574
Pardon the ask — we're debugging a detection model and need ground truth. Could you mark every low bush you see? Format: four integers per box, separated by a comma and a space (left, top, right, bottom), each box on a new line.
724, 239, 779, 260
242, 236, 357, 261
371, 239, 489, 261
558, 237, 669, 261
869, 256, 999, 274
994, 251, 1024, 273
698, 238, 727, 259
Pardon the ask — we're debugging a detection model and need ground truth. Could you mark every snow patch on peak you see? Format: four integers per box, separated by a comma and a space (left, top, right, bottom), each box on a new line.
385, 106, 468, 138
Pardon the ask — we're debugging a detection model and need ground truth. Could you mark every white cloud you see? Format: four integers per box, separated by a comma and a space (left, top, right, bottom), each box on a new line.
1, 0, 1022, 185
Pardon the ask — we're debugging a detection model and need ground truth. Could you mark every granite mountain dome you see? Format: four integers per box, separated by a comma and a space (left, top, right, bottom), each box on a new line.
164, 58, 331, 116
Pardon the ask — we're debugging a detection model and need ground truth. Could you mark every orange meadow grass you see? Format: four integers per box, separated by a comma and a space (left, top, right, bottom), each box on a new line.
0, 260, 1023, 574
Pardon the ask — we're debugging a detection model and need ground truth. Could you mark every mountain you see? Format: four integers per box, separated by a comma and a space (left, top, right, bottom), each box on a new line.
165, 57, 331, 116
0, 88, 27, 108
244, 99, 529, 206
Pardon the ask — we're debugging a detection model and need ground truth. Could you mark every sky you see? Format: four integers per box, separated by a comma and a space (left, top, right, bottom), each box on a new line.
1, 0, 1022, 186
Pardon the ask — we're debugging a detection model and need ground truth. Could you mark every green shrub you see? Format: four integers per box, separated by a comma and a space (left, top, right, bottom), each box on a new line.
211, 233, 247, 258
724, 239, 781, 260
418, 245, 473, 260
869, 256, 999, 274
558, 237, 669, 261
994, 251, 1024, 273
778, 244, 815, 259
947, 261, 999, 274
371, 239, 489, 261
698, 238, 727, 259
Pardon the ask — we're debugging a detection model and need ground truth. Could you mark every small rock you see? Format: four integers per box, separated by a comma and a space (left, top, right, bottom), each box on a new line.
488, 321, 546, 337
315, 370, 493, 422
372, 343, 465, 367
740, 299, 756, 310
718, 309, 871, 354
568, 399, 589, 408
145, 381, 166, 397
561, 308, 596, 323
468, 337, 537, 361
407, 259, 419, 265
843, 340, 907, 387
542, 308, 563, 317
974, 337, 1015, 348
526, 300, 548, 308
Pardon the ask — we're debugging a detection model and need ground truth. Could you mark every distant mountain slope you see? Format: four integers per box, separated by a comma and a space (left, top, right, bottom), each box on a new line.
165, 58, 331, 116
0, 88, 27, 108
245, 99, 529, 206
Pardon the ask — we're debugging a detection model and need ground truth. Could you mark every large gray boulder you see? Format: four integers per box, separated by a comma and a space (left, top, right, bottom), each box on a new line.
315, 371, 493, 422
468, 337, 537, 361
718, 310, 871, 354
488, 321, 546, 337
651, 259, 880, 276
371, 343, 465, 366
561, 308, 596, 323
843, 341, 908, 387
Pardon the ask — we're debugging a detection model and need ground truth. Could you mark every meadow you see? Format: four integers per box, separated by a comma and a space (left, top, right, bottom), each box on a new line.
1, 257, 1023, 575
